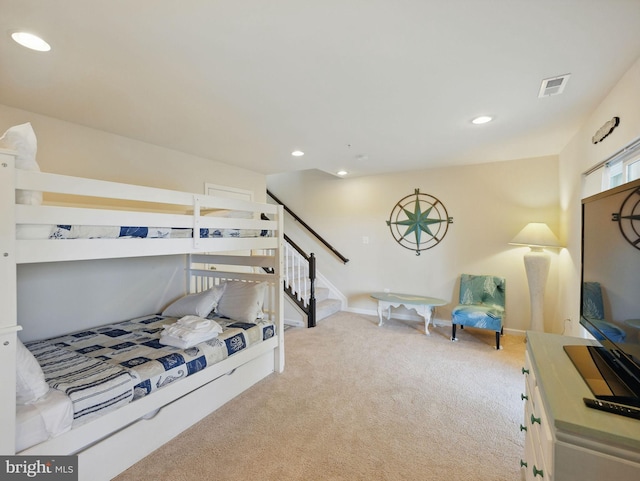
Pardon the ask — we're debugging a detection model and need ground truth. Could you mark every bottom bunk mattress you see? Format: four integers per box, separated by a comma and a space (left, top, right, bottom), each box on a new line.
16, 389, 74, 452
23, 314, 276, 428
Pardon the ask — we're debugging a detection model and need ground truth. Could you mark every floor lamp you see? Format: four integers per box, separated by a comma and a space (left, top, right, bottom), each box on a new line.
509, 223, 562, 332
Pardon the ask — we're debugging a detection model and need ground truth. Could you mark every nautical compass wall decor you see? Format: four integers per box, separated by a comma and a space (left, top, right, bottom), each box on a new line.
613, 185, 640, 250
386, 188, 453, 255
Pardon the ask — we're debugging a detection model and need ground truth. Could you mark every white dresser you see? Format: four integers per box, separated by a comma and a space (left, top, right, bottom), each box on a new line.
521, 332, 640, 480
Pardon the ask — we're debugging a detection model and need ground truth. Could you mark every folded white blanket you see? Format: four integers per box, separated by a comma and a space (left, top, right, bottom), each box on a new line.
159, 331, 220, 349
160, 316, 223, 348
176, 315, 214, 331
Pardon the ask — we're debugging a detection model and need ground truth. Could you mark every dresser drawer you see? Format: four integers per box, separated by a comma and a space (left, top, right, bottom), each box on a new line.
532, 384, 554, 476
522, 351, 553, 480
527, 388, 553, 479
524, 332, 640, 481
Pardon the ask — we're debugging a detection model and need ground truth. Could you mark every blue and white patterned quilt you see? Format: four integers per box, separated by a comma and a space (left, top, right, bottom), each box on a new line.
49, 225, 270, 239
26, 315, 276, 424
16, 224, 270, 240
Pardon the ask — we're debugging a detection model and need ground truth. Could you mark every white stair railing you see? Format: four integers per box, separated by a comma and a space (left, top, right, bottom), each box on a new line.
284, 242, 310, 306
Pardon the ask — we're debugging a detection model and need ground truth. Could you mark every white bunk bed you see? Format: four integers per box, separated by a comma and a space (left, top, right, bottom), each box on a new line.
0, 147, 284, 480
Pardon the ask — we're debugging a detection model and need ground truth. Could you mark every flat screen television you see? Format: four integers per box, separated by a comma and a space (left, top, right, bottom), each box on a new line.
564, 177, 640, 407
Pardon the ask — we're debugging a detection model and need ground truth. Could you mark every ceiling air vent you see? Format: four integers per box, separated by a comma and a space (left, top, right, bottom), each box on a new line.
538, 73, 571, 98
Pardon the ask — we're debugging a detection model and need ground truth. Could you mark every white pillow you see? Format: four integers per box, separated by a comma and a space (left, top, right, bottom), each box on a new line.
162, 284, 226, 318
216, 281, 267, 323
0, 122, 43, 205
16, 338, 50, 405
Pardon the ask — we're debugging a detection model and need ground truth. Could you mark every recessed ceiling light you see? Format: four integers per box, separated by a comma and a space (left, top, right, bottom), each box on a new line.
471, 116, 493, 125
11, 32, 51, 52
337, 170, 348, 176
291, 150, 304, 157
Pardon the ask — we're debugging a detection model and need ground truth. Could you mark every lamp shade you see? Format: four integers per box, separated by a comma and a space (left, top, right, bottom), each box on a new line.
509, 223, 562, 248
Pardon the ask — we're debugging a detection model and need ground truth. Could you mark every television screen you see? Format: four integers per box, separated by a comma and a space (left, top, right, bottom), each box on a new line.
575, 177, 640, 405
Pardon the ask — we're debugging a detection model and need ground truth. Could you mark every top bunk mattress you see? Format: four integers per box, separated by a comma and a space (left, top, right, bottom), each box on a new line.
17, 224, 271, 240
3, 125, 281, 263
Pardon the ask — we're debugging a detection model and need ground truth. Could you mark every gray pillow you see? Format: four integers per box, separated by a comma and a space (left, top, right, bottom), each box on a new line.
162, 284, 226, 318
216, 281, 267, 323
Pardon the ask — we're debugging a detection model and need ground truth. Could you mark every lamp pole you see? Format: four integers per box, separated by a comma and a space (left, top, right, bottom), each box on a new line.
523, 247, 551, 332
509, 222, 562, 333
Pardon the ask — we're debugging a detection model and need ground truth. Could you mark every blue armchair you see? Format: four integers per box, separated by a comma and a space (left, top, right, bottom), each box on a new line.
451, 274, 506, 349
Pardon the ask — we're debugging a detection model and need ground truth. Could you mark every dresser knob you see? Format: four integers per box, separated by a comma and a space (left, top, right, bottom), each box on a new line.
519, 424, 527, 432
533, 466, 544, 477
531, 414, 541, 425
520, 460, 528, 468
522, 367, 530, 375
521, 393, 529, 401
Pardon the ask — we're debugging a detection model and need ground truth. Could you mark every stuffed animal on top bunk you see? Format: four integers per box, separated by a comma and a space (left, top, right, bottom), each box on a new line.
1, 122, 54, 240
0, 122, 42, 205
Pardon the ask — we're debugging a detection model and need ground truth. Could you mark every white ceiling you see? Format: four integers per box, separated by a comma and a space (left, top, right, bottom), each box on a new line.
2, 1, 640, 178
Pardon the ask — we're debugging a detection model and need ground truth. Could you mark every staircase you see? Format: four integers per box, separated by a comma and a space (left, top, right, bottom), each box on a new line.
283, 242, 344, 327
314, 285, 342, 321
267, 190, 347, 327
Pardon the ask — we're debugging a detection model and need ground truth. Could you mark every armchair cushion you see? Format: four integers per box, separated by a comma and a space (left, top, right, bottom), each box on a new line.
451, 305, 504, 332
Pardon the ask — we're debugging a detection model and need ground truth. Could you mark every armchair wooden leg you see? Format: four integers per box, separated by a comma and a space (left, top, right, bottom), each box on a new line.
451, 324, 457, 341
495, 331, 501, 350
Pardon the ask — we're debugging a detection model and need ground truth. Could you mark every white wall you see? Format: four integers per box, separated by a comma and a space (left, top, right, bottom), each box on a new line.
1, 104, 268, 340
0, 104, 266, 199
269, 155, 561, 333
8, 51, 639, 339
558, 55, 640, 337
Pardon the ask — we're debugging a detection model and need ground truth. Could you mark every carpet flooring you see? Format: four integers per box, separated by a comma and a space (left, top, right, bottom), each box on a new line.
114, 312, 526, 481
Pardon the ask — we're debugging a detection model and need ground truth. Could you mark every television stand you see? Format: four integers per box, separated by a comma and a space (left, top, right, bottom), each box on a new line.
522, 332, 640, 481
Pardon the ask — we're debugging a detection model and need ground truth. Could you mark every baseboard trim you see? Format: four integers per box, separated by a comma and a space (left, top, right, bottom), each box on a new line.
344, 307, 525, 336
284, 318, 305, 328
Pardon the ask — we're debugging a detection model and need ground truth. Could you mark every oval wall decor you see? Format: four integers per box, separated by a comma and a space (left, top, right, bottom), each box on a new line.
592, 116, 620, 144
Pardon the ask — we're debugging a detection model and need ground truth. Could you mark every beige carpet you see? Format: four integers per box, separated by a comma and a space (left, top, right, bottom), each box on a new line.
114, 312, 526, 481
